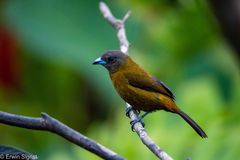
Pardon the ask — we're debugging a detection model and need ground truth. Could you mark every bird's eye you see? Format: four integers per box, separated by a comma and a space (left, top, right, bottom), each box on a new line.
107, 56, 115, 62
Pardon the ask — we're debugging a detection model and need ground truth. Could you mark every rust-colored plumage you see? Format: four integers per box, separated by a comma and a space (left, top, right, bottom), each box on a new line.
93, 50, 207, 138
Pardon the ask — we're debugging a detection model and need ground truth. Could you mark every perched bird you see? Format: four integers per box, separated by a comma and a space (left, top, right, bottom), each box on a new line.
93, 50, 207, 138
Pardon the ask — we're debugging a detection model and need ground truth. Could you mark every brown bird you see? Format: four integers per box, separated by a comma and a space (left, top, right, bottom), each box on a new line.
93, 50, 207, 138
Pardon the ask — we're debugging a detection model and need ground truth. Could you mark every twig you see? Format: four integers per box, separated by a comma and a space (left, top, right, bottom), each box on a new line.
99, 2, 130, 53
0, 111, 125, 160
99, 2, 173, 160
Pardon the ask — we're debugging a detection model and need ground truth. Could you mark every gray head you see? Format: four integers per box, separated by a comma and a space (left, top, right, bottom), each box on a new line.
93, 50, 128, 73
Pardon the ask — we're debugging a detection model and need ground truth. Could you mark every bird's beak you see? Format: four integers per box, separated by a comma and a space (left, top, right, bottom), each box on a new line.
92, 57, 107, 65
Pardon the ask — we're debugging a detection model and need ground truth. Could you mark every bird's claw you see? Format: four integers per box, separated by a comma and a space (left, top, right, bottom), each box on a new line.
125, 107, 133, 117
125, 107, 140, 117
130, 118, 145, 131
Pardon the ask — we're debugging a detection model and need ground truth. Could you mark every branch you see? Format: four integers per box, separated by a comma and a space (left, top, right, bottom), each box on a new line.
0, 111, 125, 160
99, 2, 173, 160
99, 2, 130, 53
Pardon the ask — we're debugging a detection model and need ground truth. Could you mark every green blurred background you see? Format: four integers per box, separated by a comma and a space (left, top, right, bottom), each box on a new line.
0, 0, 239, 159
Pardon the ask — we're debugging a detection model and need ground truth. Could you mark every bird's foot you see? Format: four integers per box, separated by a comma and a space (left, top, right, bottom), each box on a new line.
130, 118, 145, 131
125, 107, 133, 117
125, 107, 140, 117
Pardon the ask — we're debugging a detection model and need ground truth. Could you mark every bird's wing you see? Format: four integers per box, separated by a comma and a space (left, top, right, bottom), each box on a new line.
152, 77, 175, 99
126, 73, 175, 99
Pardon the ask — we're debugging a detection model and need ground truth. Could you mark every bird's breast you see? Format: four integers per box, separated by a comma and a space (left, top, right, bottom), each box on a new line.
110, 72, 129, 96
110, 72, 164, 112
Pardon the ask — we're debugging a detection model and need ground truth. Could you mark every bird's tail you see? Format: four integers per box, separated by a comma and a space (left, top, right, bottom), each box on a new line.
178, 110, 207, 138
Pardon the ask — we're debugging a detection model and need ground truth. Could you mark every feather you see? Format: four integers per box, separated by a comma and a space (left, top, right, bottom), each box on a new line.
126, 73, 175, 99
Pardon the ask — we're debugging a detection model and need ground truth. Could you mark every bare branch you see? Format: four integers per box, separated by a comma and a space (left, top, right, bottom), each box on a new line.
99, 2, 130, 53
0, 111, 125, 160
99, 2, 173, 160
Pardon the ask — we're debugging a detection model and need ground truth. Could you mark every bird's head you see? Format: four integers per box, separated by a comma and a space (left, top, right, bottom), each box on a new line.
93, 50, 128, 73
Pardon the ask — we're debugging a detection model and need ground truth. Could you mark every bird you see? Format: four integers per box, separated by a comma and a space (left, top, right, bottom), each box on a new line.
93, 50, 207, 138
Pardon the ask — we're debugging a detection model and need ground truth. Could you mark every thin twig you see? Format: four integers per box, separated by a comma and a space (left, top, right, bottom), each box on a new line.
99, 2, 173, 160
0, 111, 125, 160
99, 2, 130, 53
